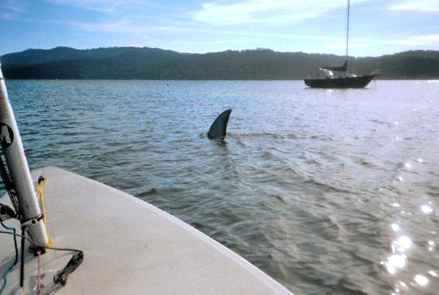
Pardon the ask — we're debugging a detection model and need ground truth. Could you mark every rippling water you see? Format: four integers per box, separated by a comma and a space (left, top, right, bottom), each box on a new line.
5, 80, 439, 294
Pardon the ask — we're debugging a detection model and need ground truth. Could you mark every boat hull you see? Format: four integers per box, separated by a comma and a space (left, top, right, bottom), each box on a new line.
0, 167, 293, 295
304, 74, 376, 89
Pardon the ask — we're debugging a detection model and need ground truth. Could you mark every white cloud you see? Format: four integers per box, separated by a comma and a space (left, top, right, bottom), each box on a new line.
387, 34, 439, 46
45, 0, 146, 13
0, 0, 27, 20
193, 0, 370, 26
68, 18, 338, 41
326, 34, 439, 54
68, 20, 207, 35
70, 20, 147, 33
389, 0, 439, 12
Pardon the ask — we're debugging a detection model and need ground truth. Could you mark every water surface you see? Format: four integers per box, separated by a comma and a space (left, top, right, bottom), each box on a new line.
6, 79, 439, 294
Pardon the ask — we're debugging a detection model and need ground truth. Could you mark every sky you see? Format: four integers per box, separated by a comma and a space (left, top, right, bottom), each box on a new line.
1, 0, 439, 56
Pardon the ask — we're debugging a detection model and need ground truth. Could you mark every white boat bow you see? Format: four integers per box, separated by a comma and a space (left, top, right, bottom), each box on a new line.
0, 167, 293, 295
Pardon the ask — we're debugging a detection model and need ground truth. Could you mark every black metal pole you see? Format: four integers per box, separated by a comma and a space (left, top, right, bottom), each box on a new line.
20, 226, 26, 288
346, 0, 350, 71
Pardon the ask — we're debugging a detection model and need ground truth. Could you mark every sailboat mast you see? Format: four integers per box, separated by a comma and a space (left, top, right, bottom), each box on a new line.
345, 0, 350, 68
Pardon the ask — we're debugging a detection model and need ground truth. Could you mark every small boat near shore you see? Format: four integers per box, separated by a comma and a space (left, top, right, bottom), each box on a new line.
305, 0, 376, 89
304, 73, 376, 89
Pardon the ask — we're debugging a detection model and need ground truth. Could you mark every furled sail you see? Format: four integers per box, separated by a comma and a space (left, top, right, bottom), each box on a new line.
320, 60, 348, 72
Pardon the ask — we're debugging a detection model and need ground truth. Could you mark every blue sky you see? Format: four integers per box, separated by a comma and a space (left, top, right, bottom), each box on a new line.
1, 0, 438, 56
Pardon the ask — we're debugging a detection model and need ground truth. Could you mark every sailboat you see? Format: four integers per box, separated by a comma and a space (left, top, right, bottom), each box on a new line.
304, 0, 376, 88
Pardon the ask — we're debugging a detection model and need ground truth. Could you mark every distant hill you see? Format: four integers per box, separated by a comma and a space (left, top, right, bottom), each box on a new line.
2, 47, 439, 80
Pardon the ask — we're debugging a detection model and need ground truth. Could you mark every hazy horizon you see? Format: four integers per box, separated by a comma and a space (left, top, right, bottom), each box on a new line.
3, 45, 439, 59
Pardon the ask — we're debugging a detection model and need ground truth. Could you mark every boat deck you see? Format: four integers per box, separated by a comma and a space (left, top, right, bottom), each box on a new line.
0, 167, 292, 294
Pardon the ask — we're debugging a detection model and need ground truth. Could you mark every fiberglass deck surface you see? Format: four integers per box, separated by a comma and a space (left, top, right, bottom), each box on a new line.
0, 167, 293, 295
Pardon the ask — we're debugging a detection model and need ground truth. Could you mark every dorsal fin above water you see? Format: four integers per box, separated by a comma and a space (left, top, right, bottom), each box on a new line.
207, 109, 232, 140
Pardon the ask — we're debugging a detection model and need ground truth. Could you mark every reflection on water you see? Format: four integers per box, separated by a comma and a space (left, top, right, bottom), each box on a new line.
428, 241, 435, 252
421, 204, 433, 215
4, 80, 439, 294
383, 146, 438, 294
414, 274, 429, 287
391, 223, 400, 232
383, 235, 411, 275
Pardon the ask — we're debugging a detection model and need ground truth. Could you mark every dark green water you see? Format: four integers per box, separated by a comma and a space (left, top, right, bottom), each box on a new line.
6, 80, 439, 294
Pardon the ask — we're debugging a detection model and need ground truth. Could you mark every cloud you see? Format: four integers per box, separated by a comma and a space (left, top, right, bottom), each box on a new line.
70, 20, 147, 33
389, 0, 439, 12
326, 34, 439, 53
68, 20, 206, 35
45, 0, 145, 13
0, 0, 27, 20
193, 0, 370, 26
67, 18, 338, 41
387, 34, 439, 46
